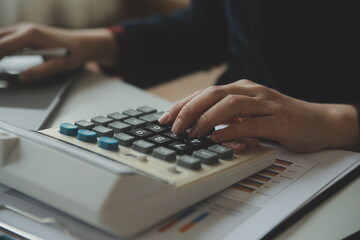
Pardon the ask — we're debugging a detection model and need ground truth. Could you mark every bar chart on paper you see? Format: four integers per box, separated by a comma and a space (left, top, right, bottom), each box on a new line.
136, 157, 319, 240
220, 158, 318, 205
136, 195, 261, 240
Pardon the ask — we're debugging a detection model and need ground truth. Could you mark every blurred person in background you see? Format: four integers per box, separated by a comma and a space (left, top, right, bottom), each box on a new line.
0, 0, 359, 153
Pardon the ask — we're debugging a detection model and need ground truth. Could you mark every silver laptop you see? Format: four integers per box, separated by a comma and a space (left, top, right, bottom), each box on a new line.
0, 56, 75, 130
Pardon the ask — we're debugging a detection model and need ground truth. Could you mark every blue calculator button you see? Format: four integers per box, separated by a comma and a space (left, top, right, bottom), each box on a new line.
0, 236, 16, 240
59, 123, 78, 136
77, 129, 97, 143
98, 137, 119, 151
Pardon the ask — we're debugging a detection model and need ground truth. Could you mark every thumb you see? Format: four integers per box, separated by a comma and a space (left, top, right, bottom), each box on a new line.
19, 58, 68, 84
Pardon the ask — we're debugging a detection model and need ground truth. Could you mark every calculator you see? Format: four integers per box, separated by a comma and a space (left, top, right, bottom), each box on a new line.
0, 106, 276, 238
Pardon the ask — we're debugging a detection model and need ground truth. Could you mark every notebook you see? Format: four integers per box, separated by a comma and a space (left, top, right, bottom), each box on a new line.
0, 56, 76, 130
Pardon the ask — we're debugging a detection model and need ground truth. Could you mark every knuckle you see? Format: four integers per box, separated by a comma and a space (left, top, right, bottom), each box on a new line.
20, 23, 41, 37
16, 21, 32, 28
225, 94, 241, 107
205, 85, 225, 97
172, 101, 183, 112
181, 104, 193, 115
238, 79, 252, 84
252, 84, 268, 93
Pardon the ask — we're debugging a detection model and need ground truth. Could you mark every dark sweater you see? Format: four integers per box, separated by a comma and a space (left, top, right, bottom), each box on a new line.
107, 0, 359, 104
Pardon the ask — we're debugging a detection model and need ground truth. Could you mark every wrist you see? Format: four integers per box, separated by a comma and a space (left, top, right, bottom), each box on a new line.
325, 104, 359, 151
76, 28, 117, 67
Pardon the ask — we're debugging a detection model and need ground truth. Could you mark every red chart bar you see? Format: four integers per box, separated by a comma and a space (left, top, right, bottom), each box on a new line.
259, 169, 279, 177
240, 179, 264, 188
268, 164, 287, 172
275, 159, 293, 166
250, 174, 272, 182
231, 184, 256, 193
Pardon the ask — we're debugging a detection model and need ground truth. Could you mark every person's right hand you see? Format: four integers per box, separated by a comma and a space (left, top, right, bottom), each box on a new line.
0, 22, 117, 83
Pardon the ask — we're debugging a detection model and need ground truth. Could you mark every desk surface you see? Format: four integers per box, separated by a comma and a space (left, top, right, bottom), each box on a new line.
46, 70, 359, 240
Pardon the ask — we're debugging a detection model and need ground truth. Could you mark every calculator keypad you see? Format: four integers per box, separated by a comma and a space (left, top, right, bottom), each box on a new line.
52, 106, 262, 181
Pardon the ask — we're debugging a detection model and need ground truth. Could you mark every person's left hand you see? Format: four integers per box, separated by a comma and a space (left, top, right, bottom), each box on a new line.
158, 79, 359, 153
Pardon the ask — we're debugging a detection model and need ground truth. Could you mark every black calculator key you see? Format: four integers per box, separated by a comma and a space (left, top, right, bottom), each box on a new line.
163, 124, 173, 129
124, 117, 146, 128
91, 116, 113, 126
114, 132, 135, 147
148, 135, 172, 145
108, 121, 131, 133
137, 106, 157, 114
123, 109, 143, 117
140, 111, 164, 123
169, 141, 194, 155
130, 128, 153, 138
75, 120, 95, 130
107, 112, 129, 121
193, 149, 219, 165
164, 132, 185, 140
132, 140, 155, 154
145, 124, 166, 133
93, 125, 114, 137
185, 138, 213, 149
178, 155, 201, 170
152, 147, 176, 161
208, 144, 233, 159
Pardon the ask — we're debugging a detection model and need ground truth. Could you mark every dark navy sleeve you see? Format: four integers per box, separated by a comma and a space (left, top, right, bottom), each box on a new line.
103, 0, 228, 88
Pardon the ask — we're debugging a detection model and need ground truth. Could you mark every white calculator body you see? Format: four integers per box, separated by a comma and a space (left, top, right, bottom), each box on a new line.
0, 106, 276, 238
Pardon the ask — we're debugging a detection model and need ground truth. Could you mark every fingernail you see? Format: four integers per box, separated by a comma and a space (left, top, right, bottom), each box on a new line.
172, 118, 184, 134
211, 130, 223, 142
158, 112, 171, 124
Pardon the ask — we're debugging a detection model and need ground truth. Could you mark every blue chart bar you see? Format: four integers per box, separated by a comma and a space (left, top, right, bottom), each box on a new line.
158, 208, 195, 232
179, 212, 209, 232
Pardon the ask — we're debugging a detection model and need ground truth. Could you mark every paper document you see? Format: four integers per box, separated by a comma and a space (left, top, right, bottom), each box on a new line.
0, 144, 359, 240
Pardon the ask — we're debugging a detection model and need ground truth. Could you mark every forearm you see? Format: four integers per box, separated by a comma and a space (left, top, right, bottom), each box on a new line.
75, 28, 117, 67
324, 104, 359, 151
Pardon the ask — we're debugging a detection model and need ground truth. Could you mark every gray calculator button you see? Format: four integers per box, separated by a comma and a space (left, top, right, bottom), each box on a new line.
107, 112, 129, 121
108, 121, 131, 133
92, 125, 114, 137
140, 111, 164, 123
178, 155, 201, 170
124, 117, 146, 128
137, 106, 157, 114
114, 132, 135, 147
75, 120, 95, 130
123, 109, 143, 117
91, 116, 113, 126
132, 140, 155, 154
208, 144, 233, 159
152, 147, 176, 161
193, 149, 219, 165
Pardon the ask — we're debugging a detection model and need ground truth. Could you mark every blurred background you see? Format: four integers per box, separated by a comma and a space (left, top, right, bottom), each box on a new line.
0, 0, 223, 101
0, 0, 189, 28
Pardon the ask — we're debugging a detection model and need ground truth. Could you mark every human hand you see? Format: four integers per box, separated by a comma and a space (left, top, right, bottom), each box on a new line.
0, 22, 117, 83
158, 80, 359, 153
